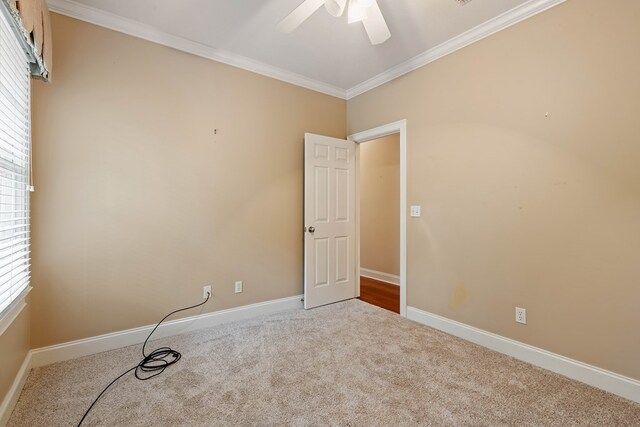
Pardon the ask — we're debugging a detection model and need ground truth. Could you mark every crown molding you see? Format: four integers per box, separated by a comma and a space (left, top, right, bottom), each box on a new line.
47, 0, 567, 101
345, 0, 567, 99
46, 0, 347, 99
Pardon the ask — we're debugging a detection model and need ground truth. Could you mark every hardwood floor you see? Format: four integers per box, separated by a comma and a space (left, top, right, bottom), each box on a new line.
359, 276, 400, 314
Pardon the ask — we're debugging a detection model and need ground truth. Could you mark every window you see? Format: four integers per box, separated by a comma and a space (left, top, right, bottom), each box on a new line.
0, 7, 31, 316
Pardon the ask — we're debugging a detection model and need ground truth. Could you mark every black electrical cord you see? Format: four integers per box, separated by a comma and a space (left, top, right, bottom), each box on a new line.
77, 292, 211, 426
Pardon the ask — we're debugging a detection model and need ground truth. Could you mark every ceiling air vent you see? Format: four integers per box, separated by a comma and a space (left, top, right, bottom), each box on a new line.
455, 0, 473, 5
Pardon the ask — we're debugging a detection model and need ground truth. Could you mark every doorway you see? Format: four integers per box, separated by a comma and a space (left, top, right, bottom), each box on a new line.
357, 133, 401, 313
302, 121, 407, 315
351, 120, 407, 316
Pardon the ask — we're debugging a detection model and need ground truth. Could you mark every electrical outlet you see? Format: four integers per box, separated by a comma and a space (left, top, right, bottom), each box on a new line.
515, 307, 526, 324
203, 285, 211, 299
234, 281, 243, 293
410, 205, 421, 217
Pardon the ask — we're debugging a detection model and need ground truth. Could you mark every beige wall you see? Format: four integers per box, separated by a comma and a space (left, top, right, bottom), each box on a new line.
21, 0, 640, 383
0, 302, 30, 405
30, 13, 346, 347
359, 135, 400, 276
348, 0, 640, 380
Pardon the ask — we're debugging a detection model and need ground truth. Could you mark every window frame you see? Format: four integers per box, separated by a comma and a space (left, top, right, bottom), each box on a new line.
0, 0, 33, 334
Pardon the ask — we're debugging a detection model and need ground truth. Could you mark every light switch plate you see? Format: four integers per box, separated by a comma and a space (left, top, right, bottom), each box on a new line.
410, 205, 421, 217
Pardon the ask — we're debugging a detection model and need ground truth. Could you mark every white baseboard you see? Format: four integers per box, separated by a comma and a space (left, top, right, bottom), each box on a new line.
0, 294, 302, 425
360, 268, 400, 286
407, 306, 640, 403
0, 352, 31, 427
30, 294, 303, 368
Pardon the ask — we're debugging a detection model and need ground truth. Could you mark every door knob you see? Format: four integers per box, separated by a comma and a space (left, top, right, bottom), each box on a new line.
308, 226, 315, 233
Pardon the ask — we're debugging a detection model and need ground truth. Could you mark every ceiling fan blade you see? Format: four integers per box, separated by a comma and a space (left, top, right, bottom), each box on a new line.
325, 0, 347, 17
277, 0, 325, 33
362, 0, 390, 45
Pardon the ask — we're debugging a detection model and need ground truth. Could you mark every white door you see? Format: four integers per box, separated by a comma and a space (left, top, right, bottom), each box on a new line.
304, 133, 356, 309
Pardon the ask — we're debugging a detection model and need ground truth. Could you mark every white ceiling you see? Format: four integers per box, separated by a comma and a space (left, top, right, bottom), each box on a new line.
49, 0, 555, 97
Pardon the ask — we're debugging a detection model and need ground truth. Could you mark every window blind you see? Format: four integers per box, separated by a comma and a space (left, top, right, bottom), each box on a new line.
0, 6, 31, 315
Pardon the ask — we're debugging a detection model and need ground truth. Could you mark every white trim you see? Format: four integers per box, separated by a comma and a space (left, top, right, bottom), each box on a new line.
46, 0, 567, 101
0, 287, 31, 337
407, 306, 640, 404
0, 294, 302, 423
360, 268, 399, 286
0, 351, 31, 426
349, 120, 407, 317
46, 0, 346, 99
346, 0, 567, 99
354, 144, 361, 299
30, 294, 302, 368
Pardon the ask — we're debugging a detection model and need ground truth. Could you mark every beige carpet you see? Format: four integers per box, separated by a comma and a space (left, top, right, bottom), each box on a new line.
8, 299, 640, 426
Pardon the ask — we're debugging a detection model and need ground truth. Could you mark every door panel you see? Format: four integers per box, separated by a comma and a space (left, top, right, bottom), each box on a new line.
304, 133, 356, 309
315, 166, 329, 222
335, 236, 349, 283
335, 168, 349, 221
314, 238, 329, 287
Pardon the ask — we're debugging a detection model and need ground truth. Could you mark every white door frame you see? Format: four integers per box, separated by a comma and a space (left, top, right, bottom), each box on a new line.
349, 120, 407, 317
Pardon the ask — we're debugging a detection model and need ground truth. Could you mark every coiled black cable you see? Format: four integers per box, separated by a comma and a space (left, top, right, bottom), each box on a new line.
77, 292, 211, 426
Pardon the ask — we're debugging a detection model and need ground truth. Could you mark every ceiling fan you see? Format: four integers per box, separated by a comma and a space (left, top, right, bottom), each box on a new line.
277, 0, 391, 45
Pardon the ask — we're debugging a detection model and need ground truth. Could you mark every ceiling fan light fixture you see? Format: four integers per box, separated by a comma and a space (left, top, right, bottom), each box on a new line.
277, 0, 390, 45
348, 0, 368, 23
